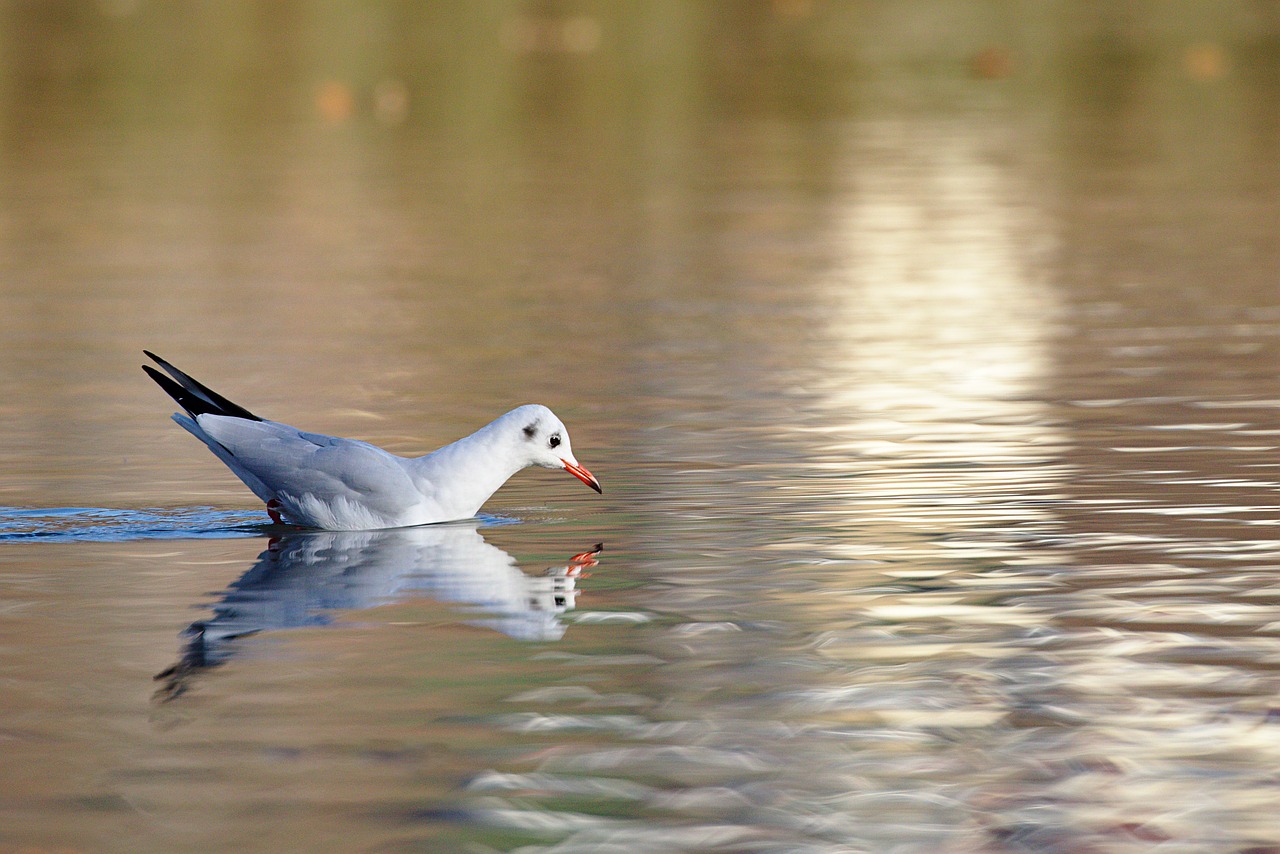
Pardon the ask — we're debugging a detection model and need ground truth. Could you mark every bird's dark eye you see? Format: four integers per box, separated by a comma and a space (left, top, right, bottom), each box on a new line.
549, 434, 561, 448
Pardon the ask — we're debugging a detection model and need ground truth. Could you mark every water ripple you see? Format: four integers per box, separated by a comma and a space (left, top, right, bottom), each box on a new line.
0, 506, 269, 542
0, 507, 523, 542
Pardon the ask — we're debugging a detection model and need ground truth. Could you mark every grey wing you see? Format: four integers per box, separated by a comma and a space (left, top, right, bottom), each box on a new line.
187, 415, 421, 518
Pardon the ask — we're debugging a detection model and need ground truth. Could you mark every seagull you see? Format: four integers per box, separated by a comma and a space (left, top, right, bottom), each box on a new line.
142, 351, 601, 531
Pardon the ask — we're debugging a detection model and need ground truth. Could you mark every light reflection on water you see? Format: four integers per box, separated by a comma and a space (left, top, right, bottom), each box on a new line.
811, 116, 1065, 558
428, 120, 1280, 854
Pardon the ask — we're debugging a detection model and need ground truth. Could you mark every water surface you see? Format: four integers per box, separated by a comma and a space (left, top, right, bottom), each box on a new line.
2, 4, 1280, 853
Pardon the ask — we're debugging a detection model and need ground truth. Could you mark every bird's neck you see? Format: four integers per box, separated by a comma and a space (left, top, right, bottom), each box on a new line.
411, 426, 524, 520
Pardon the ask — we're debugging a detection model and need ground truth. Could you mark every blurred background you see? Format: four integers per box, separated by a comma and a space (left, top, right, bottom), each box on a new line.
2, 2, 1280, 852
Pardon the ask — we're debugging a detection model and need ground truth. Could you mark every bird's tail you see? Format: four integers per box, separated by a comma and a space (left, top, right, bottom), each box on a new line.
142, 351, 262, 422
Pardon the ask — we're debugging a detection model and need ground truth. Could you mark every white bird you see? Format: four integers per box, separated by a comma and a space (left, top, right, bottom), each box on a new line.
142, 351, 601, 530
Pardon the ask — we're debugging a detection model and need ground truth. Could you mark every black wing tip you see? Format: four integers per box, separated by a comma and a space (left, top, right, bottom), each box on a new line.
141, 351, 263, 422
141, 364, 166, 384
142, 364, 219, 420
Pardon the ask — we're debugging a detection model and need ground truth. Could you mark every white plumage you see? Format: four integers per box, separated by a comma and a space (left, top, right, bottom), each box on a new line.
143, 352, 601, 530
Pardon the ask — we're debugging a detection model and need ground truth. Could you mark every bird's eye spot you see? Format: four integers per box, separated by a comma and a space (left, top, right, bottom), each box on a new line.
549, 434, 561, 448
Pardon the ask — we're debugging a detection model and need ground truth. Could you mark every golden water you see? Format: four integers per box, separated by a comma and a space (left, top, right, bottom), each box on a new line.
2, 4, 1279, 852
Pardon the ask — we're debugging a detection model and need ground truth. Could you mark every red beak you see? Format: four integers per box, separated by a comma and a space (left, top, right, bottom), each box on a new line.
561, 458, 603, 494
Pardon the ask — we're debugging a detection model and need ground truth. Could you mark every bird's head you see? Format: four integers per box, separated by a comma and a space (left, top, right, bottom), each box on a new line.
509, 405, 602, 494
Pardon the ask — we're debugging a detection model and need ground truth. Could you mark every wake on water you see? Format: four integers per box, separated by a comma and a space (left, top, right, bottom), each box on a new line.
0, 507, 521, 542
0, 506, 270, 542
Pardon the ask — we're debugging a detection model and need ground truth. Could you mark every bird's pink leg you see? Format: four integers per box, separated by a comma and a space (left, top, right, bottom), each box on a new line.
266, 498, 284, 525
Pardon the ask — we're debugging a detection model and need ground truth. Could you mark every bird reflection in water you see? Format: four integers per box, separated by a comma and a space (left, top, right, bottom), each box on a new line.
154, 523, 601, 700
